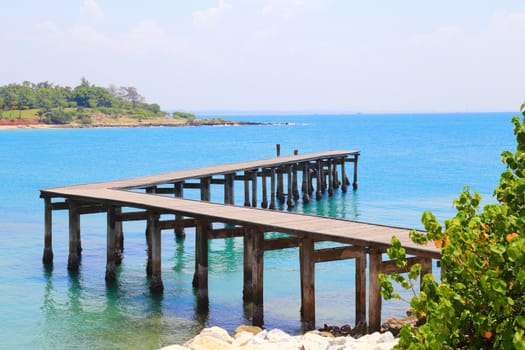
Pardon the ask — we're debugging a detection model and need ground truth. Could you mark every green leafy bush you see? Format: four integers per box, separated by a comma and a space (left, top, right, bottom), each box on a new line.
381, 103, 525, 349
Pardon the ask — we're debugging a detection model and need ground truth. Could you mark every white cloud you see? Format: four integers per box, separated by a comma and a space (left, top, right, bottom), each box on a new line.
261, 5, 273, 17
71, 25, 110, 46
192, 0, 232, 28
80, 0, 103, 21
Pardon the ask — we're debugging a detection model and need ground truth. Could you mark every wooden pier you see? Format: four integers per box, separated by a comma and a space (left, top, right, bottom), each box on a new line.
40, 150, 440, 332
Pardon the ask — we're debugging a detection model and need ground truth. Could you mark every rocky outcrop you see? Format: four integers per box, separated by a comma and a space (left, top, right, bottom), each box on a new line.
159, 325, 399, 350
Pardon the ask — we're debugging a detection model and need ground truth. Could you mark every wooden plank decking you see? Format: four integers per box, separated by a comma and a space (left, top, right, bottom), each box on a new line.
40, 150, 440, 332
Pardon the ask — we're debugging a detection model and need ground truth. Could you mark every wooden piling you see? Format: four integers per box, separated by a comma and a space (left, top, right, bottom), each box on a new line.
355, 251, 367, 326
292, 165, 300, 201
174, 182, 185, 238
368, 249, 383, 332
244, 171, 251, 207
67, 200, 81, 271
252, 228, 264, 327
269, 167, 277, 210
287, 165, 295, 207
42, 196, 53, 265
200, 177, 211, 202
149, 211, 163, 293
340, 158, 347, 193
105, 206, 117, 282
316, 160, 323, 200
224, 174, 235, 205
195, 220, 209, 305
300, 236, 315, 330
302, 163, 310, 204
251, 171, 258, 208
243, 227, 254, 302
353, 155, 359, 190
261, 172, 268, 208
277, 167, 285, 202
328, 159, 334, 196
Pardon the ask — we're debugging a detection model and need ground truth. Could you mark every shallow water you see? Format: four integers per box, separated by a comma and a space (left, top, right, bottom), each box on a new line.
0, 113, 516, 349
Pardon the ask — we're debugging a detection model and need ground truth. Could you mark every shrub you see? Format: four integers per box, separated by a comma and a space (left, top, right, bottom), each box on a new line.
381, 103, 525, 349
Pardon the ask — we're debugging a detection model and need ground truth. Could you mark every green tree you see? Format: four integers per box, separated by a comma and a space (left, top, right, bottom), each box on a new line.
381, 103, 525, 349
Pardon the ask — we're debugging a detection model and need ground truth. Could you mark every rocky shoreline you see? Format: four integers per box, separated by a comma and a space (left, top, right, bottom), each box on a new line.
159, 325, 399, 350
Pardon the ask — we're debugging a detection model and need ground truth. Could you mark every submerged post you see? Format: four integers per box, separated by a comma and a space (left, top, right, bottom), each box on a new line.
195, 220, 209, 308
353, 154, 359, 190
174, 182, 185, 238
149, 211, 163, 293
42, 196, 53, 265
243, 226, 254, 302
67, 200, 81, 271
105, 206, 117, 282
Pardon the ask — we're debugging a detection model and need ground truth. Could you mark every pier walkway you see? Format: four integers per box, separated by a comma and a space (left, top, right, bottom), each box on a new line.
40, 150, 440, 331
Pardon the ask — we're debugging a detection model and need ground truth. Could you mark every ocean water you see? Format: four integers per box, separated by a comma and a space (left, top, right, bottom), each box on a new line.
0, 113, 517, 349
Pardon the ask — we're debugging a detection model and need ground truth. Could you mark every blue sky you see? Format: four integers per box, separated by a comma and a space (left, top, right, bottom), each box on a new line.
1, 0, 524, 112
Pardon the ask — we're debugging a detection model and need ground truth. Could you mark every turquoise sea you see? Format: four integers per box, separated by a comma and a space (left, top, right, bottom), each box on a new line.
0, 113, 517, 349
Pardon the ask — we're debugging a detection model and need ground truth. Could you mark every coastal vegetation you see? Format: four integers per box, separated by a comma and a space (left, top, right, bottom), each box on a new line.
0, 79, 219, 127
380, 103, 525, 349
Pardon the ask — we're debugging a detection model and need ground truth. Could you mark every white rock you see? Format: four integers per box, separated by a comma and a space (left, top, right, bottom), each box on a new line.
184, 334, 238, 350
266, 328, 298, 343
158, 345, 190, 350
299, 332, 331, 350
376, 332, 394, 344
232, 331, 256, 347
357, 332, 381, 344
198, 326, 234, 343
244, 342, 303, 350
249, 329, 269, 345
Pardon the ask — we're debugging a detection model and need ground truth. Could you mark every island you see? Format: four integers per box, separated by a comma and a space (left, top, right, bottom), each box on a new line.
0, 79, 255, 128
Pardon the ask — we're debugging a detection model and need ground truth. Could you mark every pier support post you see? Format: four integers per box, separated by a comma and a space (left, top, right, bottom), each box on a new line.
302, 163, 310, 204
261, 172, 268, 208
243, 226, 254, 302
251, 171, 258, 208
292, 165, 300, 201
328, 159, 334, 196
355, 251, 367, 326
300, 236, 315, 330
244, 171, 251, 207
316, 160, 323, 200
252, 229, 264, 327
277, 167, 285, 203
200, 177, 211, 202
195, 220, 209, 308
174, 182, 185, 238
145, 187, 156, 276
287, 165, 295, 207
105, 206, 117, 282
224, 174, 235, 205
149, 211, 163, 293
341, 158, 347, 193
368, 249, 382, 332
42, 196, 53, 265
67, 200, 81, 271
114, 206, 123, 265
353, 155, 359, 190
269, 168, 277, 210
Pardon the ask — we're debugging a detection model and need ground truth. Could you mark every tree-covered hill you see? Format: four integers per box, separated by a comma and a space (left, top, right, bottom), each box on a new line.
0, 78, 197, 126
